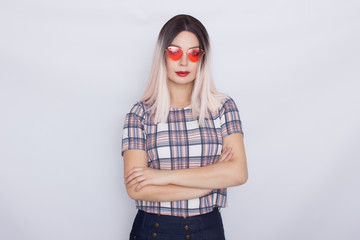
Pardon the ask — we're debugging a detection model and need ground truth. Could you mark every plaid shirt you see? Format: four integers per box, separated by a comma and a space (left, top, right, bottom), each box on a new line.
122, 96, 243, 216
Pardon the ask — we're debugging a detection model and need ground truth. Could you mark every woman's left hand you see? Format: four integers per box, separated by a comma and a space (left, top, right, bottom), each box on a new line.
125, 167, 170, 192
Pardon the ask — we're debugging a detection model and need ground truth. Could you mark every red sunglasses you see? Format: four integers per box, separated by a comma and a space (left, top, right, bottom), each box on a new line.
166, 46, 205, 62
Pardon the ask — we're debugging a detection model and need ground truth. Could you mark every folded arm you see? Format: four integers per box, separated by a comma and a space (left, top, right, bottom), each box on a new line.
126, 133, 248, 191
123, 149, 215, 202
127, 183, 213, 202
168, 133, 247, 188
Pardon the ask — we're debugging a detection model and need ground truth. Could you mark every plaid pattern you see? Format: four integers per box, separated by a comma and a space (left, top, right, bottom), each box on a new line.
122, 96, 243, 216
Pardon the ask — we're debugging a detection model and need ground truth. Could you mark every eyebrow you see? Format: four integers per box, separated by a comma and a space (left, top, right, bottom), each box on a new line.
169, 44, 200, 49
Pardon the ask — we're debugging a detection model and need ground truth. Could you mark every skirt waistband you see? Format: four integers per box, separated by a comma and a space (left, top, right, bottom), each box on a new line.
134, 208, 222, 234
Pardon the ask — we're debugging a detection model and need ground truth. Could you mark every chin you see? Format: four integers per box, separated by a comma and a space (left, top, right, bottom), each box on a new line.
169, 77, 195, 85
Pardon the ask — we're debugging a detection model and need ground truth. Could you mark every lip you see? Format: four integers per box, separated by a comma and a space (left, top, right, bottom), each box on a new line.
176, 71, 190, 77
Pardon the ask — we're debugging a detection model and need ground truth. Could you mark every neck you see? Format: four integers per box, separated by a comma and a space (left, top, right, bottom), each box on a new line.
167, 80, 194, 108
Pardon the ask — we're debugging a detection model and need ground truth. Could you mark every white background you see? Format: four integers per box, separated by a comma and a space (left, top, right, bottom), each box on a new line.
1, 0, 359, 239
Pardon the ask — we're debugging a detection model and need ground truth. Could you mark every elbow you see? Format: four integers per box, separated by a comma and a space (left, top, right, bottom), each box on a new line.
127, 191, 136, 200
232, 170, 248, 186
126, 188, 141, 201
236, 174, 248, 185
226, 156, 248, 187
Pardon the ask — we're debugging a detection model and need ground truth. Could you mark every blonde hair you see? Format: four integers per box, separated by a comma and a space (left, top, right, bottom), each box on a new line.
142, 14, 227, 126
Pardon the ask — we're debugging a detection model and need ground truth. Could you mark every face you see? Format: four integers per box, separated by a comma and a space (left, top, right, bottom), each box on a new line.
165, 31, 201, 87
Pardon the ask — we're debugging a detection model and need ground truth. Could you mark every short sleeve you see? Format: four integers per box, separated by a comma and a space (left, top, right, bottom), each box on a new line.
121, 102, 146, 156
220, 97, 243, 138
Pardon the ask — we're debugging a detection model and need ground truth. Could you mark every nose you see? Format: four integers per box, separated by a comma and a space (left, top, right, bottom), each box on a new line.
179, 51, 188, 66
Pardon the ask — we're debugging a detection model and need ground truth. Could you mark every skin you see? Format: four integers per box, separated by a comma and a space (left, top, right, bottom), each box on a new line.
123, 31, 248, 201
166, 31, 200, 108
123, 147, 234, 201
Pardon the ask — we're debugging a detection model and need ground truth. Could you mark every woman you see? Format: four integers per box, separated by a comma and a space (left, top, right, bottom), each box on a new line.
122, 14, 248, 240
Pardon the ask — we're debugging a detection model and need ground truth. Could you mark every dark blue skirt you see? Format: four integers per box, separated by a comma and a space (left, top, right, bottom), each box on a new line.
129, 208, 226, 240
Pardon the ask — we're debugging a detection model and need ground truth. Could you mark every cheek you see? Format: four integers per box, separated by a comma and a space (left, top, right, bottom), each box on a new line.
165, 59, 169, 70
165, 59, 175, 73
190, 63, 199, 74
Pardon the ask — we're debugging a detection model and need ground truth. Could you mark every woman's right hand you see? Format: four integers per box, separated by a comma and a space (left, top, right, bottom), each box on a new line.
216, 147, 232, 163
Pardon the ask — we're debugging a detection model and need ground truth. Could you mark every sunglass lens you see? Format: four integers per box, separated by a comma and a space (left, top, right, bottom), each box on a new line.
167, 47, 182, 61
188, 48, 201, 62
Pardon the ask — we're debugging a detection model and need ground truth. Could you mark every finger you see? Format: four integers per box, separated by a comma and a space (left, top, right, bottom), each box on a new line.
223, 148, 232, 161
217, 148, 228, 162
223, 152, 233, 162
125, 172, 137, 184
217, 155, 225, 162
125, 167, 144, 178
135, 180, 150, 192
127, 175, 146, 188
126, 176, 139, 188
218, 147, 230, 162
125, 168, 137, 178
125, 170, 145, 184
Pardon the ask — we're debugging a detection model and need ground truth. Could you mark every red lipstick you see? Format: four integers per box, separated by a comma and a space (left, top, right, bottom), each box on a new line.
176, 71, 190, 77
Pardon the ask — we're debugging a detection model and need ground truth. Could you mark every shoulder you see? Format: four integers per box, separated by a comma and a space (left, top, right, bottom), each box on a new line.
125, 101, 147, 121
219, 96, 239, 116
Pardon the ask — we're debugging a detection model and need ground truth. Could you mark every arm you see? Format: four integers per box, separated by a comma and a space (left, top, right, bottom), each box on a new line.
128, 184, 212, 202
123, 149, 212, 202
123, 147, 234, 201
169, 133, 248, 188
126, 133, 248, 191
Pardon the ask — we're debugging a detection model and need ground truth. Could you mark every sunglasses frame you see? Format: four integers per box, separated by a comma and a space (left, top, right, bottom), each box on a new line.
165, 46, 205, 62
